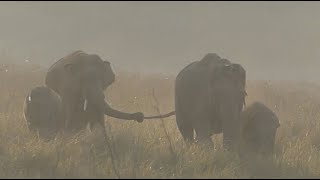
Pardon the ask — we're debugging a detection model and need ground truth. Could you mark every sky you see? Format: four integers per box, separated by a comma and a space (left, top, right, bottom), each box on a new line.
1, 1, 320, 82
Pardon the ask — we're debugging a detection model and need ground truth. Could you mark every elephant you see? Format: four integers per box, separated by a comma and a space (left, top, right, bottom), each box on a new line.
240, 101, 280, 155
23, 86, 63, 140
44, 50, 144, 134
146, 53, 247, 151
145, 54, 245, 152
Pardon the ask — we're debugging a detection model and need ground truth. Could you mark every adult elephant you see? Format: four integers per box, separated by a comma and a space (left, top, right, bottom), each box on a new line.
45, 50, 144, 133
173, 53, 247, 151
145, 53, 247, 151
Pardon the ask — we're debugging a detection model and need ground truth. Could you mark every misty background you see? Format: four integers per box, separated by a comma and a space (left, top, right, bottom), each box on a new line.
0, 1, 320, 82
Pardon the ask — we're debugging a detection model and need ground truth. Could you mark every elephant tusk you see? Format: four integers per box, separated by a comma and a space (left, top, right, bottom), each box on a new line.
28, 95, 32, 102
84, 99, 88, 111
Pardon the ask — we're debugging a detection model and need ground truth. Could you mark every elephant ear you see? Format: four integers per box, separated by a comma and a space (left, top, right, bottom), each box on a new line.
233, 63, 246, 87
101, 60, 115, 88
222, 63, 246, 89
222, 63, 247, 107
221, 64, 235, 80
207, 63, 228, 106
234, 64, 247, 107
272, 112, 280, 128
64, 63, 76, 75
276, 120, 280, 128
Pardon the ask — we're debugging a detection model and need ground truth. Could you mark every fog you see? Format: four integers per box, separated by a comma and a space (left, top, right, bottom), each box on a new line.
1, 1, 320, 82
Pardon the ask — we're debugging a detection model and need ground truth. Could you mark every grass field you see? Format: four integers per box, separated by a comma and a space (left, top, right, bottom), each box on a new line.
1, 61, 320, 178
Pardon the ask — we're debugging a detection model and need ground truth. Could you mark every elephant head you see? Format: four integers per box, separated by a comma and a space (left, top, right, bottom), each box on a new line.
63, 53, 115, 113
209, 62, 247, 151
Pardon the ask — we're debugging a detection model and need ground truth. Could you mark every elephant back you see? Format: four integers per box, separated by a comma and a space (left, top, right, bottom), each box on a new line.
48, 51, 87, 72
176, 53, 232, 89
241, 101, 279, 131
198, 53, 231, 67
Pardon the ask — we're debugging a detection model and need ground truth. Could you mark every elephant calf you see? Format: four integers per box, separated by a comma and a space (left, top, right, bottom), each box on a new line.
23, 86, 63, 140
240, 101, 280, 155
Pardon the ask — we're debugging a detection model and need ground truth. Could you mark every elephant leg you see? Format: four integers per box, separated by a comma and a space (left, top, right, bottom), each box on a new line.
222, 112, 241, 152
88, 121, 95, 133
88, 110, 107, 139
63, 103, 81, 133
62, 101, 73, 131
84, 110, 107, 153
176, 115, 194, 144
89, 119, 104, 135
175, 102, 194, 144
192, 102, 214, 149
194, 124, 214, 149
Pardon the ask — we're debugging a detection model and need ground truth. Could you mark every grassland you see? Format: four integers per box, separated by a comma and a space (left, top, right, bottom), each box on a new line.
1, 61, 320, 178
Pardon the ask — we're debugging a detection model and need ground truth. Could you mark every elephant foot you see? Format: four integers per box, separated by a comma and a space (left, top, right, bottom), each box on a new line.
222, 138, 239, 152
183, 138, 195, 147
195, 137, 214, 150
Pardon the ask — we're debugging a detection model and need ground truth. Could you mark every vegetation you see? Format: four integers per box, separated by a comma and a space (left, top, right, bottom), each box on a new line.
0, 61, 320, 178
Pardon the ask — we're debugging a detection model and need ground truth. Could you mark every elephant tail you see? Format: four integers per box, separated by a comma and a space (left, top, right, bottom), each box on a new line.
144, 111, 176, 119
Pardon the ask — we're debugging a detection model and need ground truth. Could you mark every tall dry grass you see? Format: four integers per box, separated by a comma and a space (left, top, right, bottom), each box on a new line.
1, 61, 320, 178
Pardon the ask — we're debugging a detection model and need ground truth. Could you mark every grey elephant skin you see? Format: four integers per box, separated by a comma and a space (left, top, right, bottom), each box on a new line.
173, 53, 247, 151
240, 101, 280, 155
23, 86, 63, 140
45, 51, 143, 133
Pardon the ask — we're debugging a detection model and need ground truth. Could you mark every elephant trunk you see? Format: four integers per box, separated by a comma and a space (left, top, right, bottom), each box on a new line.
82, 83, 106, 113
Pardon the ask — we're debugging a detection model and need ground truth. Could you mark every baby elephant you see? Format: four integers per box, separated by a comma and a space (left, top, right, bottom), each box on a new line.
23, 86, 63, 140
241, 101, 280, 155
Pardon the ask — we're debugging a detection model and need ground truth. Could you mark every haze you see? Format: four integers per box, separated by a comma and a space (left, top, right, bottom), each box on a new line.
0, 1, 319, 82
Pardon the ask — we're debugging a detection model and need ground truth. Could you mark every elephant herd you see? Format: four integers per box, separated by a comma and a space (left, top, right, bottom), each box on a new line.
23, 50, 280, 156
